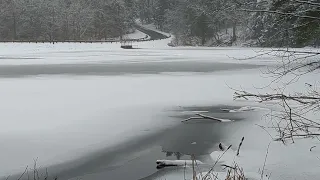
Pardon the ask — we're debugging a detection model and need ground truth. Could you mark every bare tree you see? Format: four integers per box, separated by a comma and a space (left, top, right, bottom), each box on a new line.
234, 46, 320, 143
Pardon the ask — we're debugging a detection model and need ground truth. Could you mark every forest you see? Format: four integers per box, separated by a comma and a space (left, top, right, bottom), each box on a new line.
0, 0, 319, 47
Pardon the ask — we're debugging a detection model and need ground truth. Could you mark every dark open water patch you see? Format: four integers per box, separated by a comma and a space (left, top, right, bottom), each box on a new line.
0, 61, 262, 78
3, 104, 261, 180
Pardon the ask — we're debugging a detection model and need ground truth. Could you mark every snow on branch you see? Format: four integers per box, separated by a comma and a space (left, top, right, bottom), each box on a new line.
234, 89, 320, 143
234, 91, 320, 104
238, 9, 320, 20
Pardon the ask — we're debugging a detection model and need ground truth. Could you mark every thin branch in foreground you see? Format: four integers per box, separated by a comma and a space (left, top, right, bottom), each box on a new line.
274, 133, 320, 141
236, 137, 245, 156
202, 145, 232, 179
256, 124, 274, 139
225, 163, 245, 180
18, 166, 28, 180
261, 143, 271, 180
234, 90, 320, 104
272, 49, 320, 55
310, 146, 316, 151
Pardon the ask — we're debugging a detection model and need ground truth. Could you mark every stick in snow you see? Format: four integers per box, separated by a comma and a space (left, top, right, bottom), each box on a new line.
236, 137, 245, 156
310, 146, 316, 151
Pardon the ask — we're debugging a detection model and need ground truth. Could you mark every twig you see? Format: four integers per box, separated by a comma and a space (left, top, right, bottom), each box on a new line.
261, 142, 271, 180
272, 49, 320, 55
203, 145, 232, 179
44, 168, 48, 180
275, 133, 320, 141
310, 146, 316, 151
33, 158, 38, 180
236, 137, 245, 156
234, 91, 320, 104
192, 155, 196, 180
184, 161, 186, 180
27, 168, 30, 180
18, 166, 28, 180
256, 124, 273, 139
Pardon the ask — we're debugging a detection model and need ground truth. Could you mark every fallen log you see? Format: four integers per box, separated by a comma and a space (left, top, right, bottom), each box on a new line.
182, 113, 232, 123
156, 160, 204, 169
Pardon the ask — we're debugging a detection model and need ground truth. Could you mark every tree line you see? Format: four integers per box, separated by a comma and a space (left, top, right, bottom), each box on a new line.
0, 0, 319, 47
138, 0, 320, 47
0, 0, 137, 41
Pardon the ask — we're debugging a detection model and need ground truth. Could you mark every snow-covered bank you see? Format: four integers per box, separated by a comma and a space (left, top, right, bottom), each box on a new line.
0, 38, 171, 65
0, 41, 283, 66
2, 41, 317, 67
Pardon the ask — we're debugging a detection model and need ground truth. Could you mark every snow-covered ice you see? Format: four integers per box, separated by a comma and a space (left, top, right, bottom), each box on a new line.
0, 70, 268, 176
0, 37, 283, 66
0, 36, 319, 180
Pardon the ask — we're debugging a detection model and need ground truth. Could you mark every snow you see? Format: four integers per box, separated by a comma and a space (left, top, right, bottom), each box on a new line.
0, 38, 319, 180
196, 171, 269, 180
0, 40, 284, 66
222, 109, 320, 180
228, 106, 269, 112
0, 70, 269, 176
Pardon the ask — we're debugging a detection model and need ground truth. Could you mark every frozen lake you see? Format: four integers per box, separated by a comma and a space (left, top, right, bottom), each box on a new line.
1, 40, 319, 180
0, 40, 266, 179
0, 61, 261, 78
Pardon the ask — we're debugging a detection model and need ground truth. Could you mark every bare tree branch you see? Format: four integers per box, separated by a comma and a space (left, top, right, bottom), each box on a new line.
18, 166, 28, 180
239, 9, 320, 20
293, 0, 320, 7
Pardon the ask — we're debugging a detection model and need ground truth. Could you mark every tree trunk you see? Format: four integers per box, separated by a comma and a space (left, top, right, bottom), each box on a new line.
201, 26, 206, 46
65, 15, 69, 40
51, 7, 55, 42
232, 21, 237, 43
201, 35, 206, 46
12, 11, 17, 40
